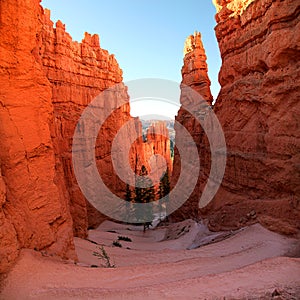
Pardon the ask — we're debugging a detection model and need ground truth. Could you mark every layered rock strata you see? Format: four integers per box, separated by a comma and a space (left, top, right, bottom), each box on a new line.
132, 121, 172, 180
182, 32, 213, 103
41, 10, 131, 235
207, 0, 300, 234
171, 32, 213, 220
172, 0, 300, 235
0, 0, 75, 273
0, 0, 174, 272
41, 12, 173, 231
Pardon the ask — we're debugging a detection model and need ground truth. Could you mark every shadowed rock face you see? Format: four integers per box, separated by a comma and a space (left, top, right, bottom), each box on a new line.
171, 32, 213, 221
172, 0, 300, 234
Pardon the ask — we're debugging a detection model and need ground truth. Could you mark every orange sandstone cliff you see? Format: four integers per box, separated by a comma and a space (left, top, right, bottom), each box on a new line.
40, 10, 133, 235
132, 121, 172, 180
0, 0, 75, 273
0, 0, 172, 272
41, 12, 172, 232
172, 0, 300, 234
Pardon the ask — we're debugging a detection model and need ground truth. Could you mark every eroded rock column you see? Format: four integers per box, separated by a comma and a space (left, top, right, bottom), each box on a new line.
171, 32, 213, 221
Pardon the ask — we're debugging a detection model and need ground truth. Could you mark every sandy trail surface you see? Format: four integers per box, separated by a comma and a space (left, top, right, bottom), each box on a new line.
1, 220, 299, 299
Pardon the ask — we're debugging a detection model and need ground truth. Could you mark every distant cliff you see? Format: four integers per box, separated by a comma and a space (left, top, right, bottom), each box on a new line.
132, 121, 172, 181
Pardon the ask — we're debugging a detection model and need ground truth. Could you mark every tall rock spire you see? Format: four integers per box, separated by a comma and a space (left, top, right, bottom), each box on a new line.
182, 31, 213, 104
170, 32, 213, 221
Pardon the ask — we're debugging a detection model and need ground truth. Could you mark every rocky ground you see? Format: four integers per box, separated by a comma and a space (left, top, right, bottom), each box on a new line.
1, 220, 299, 299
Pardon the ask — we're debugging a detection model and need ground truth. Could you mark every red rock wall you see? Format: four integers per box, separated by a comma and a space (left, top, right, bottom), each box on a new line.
172, 0, 300, 235
40, 10, 130, 234
0, 0, 75, 273
207, 0, 300, 234
42, 14, 174, 231
0, 0, 174, 273
131, 121, 172, 184
171, 32, 213, 220
0, 166, 19, 273
90, 96, 137, 229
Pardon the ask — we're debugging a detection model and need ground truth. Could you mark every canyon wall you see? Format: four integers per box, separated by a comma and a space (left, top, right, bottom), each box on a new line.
0, 0, 130, 272
0, 0, 173, 272
132, 121, 172, 180
0, 0, 75, 273
41, 13, 172, 231
172, 0, 300, 235
41, 10, 132, 234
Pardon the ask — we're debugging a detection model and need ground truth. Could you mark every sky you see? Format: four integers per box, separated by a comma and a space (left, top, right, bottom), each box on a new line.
41, 0, 221, 119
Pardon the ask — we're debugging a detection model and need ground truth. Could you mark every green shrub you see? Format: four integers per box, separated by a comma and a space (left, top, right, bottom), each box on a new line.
117, 236, 132, 242
92, 246, 115, 268
112, 240, 122, 248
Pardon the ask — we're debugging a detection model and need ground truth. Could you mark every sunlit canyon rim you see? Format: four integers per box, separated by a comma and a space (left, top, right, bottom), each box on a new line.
0, 0, 299, 287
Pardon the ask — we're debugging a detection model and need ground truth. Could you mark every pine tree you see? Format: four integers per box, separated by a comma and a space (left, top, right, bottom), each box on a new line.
134, 165, 154, 223
124, 184, 132, 223
125, 184, 132, 201
158, 168, 170, 221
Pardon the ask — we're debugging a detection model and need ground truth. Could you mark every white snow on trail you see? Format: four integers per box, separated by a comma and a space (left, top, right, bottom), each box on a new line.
1, 220, 299, 299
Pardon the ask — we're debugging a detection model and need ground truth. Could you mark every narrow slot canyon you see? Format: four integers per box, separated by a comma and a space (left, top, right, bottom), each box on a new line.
0, 0, 299, 299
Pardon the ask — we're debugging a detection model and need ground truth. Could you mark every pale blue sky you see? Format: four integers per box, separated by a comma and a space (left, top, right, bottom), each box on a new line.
41, 0, 221, 119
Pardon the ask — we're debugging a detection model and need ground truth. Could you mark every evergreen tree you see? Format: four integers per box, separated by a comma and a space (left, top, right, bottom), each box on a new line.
124, 184, 132, 223
125, 184, 132, 202
158, 168, 170, 221
134, 165, 155, 223
170, 139, 174, 158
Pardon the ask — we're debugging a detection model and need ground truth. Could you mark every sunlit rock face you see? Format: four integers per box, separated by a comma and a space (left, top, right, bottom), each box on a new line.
41, 11, 174, 233
41, 9, 133, 236
0, 0, 174, 272
172, 0, 300, 235
132, 121, 172, 178
212, 0, 256, 16
0, 0, 128, 272
0, 0, 75, 273
182, 32, 213, 104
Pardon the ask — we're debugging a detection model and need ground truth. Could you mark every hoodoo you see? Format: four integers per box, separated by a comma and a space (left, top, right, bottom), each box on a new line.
171, 31, 214, 220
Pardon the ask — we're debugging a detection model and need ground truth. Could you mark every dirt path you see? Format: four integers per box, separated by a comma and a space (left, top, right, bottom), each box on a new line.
1, 221, 299, 299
